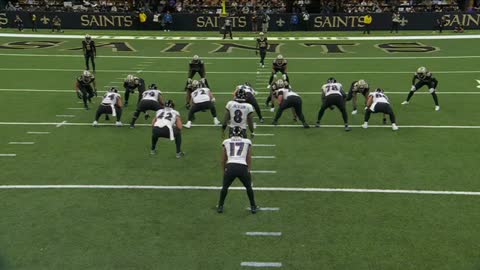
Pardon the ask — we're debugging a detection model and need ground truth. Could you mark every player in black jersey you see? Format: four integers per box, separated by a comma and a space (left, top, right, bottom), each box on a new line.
14, 15, 24, 32
256, 32, 268, 68
123, 74, 146, 107
346, 79, 370, 115
268, 54, 289, 88
82, 34, 96, 72
402, 67, 440, 111
75, 70, 97, 110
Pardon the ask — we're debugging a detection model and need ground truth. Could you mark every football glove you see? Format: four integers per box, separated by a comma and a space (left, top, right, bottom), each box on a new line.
94, 89, 98, 97
76, 91, 83, 99
211, 97, 216, 103
410, 85, 416, 91
282, 74, 287, 80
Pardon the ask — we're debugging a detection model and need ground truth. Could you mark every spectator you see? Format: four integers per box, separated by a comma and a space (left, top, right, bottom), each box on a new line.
302, 10, 310, 31
251, 12, 258, 32
290, 13, 299, 31
261, 13, 270, 33
391, 11, 400, 33
163, 11, 173, 31
111, 4, 117, 12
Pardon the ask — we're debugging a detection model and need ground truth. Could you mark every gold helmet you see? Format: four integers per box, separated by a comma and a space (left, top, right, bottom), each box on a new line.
416, 66, 428, 77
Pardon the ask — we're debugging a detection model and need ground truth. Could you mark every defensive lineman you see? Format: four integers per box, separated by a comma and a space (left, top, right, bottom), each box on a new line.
362, 88, 399, 131
234, 83, 264, 123
271, 80, 309, 128
222, 88, 255, 138
123, 74, 146, 107
346, 79, 370, 115
401, 67, 440, 111
151, 100, 184, 158
130, 84, 164, 128
92, 87, 123, 127
75, 70, 97, 110
217, 126, 258, 214
184, 80, 221, 128
316, 77, 351, 131
256, 32, 268, 68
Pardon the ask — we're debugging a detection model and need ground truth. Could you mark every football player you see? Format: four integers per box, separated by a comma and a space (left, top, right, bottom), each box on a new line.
184, 80, 221, 128
362, 88, 399, 131
75, 70, 97, 110
346, 79, 370, 115
217, 126, 258, 214
316, 77, 351, 131
223, 88, 255, 138
92, 87, 123, 127
267, 54, 289, 88
271, 80, 309, 128
151, 100, 185, 158
123, 74, 146, 107
82, 34, 96, 73
256, 32, 268, 68
129, 84, 164, 128
184, 81, 194, 109
186, 55, 210, 88
234, 82, 264, 123
401, 66, 440, 111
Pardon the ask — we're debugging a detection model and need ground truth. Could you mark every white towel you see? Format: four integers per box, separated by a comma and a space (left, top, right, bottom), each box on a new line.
110, 105, 116, 117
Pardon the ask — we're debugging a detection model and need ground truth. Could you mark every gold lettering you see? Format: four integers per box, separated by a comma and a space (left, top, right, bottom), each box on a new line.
205, 17, 214, 28
80, 14, 89, 26
90, 16, 99, 27
0, 13, 8, 26
103, 15, 115, 27
197, 16, 205, 28
124, 16, 132, 27
450, 15, 461, 26
336, 16, 347, 27
239, 16, 247, 27
323, 17, 332, 28
466, 14, 480, 26
314, 16, 322, 28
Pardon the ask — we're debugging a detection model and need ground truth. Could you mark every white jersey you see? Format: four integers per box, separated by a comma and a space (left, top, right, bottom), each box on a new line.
275, 88, 299, 99
154, 108, 180, 129
223, 137, 252, 166
237, 85, 256, 95
322, 82, 344, 97
226, 100, 254, 129
191, 87, 211, 104
141, 89, 162, 102
101, 92, 121, 105
369, 92, 390, 111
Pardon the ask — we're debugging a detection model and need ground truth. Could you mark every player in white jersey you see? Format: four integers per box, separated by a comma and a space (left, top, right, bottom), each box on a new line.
233, 83, 264, 122
316, 77, 351, 131
362, 88, 399, 131
184, 80, 221, 128
129, 84, 164, 128
222, 88, 255, 138
92, 87, 123, 127
151, 100, 185, 158
271, 80, 309, 128
217, 126, 258, 214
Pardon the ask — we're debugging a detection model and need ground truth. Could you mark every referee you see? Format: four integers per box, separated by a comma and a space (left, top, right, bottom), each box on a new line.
256, 32, 268, 68
223, 16, 232, 39
83, 34, 96, 72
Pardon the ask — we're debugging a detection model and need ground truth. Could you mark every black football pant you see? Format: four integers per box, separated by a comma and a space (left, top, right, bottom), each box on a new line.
131, 100, 163, 126
188, 101, 217, 121
223, 26, 232, 39
269, 69, 289, 85
273, 96, 306, 124
85, 53, 95, 72
151, 126, 182, 153
124, 88, 144, 106
259, 50, 266, 65
391, 22, 399, 33
346, 89, 368, 111
218, 163, 256, 207
32, 22, 37, 32
365, 103, 396, 124
363, 24, 371, 34
406, 80, 439, 106
246, 93, 263, 120
317, 94, 348, 124
95, 105, 122, 121
79, 86, 95, 108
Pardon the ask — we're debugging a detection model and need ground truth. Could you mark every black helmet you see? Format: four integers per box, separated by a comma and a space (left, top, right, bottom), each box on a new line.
109, 87, 118, 93
244, 82, 252, 87
165, 99, 175, 108
149, 83, 158, 89
375, 88, 384, 93
327, 77, 336, 83
235, 88, 246, 100
231, 126, 243, 137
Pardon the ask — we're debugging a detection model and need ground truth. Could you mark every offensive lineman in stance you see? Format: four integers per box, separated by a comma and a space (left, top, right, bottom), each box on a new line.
223, 87, 255, 138
271, 80, 309, 128
362, 88, 399, 131
92, 87, 123, 127
217, 126, 258, 214
75, 70, 97, 110
316, 77, 351, 131
401, 66, 440, 111
234, 83, 264, 123
184, 80, 221, 128
151, 100, 184, 158
130, 84, 164, 128
123, 74, 146, 107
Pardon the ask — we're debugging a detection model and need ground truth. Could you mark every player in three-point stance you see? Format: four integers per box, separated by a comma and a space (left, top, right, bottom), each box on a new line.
151, 100, 185, 158
223, 87, 255, 138
346, 79, 370, 115
92, 87, 123, 127
123, 74, 146, 107
217, 126, 258, 214
316, 77, 351, 131
362, 88, 399, 131
401, 66, 440, 111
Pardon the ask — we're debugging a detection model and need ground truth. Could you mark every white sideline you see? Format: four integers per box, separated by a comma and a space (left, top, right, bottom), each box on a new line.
56, 121, 67, 128
251, 170, 277, 174
56, 115, 75, 117
252, 156, 276, 159
4, 122, 480, 129
241, 262, 282, 268
0, 154, 16, 157
1, 185, 480, 196
1, 32, 480, 41
253, 144, 276, 147
1, 52, 480, 60
245, 232, 282, 236
254, 134, 275, 136
8, 142, 35, 145
26, 131, 50, 134
0, 88, 478, 95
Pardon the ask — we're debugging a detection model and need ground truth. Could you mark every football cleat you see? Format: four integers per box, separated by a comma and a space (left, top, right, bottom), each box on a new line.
383, 118, 387, 125
392, 124, 399, 131
214, 118, 221, 125
303, 122, 310, 128
184, 121, 192, 128
271, 120, 278, 126
150, 149, 157, 155
315, 122, 320, 128
216, 205, 224, 213
115, 121, 123, 127
345, 126, 352, 132
351, 110, 358, 115
269, 107, 275, 112
401, 101, 409, 105
92, 120, 98, 127
435, 106, 440, 111
259, 118, 264, 123
361, 122, 368, 129
251, 205, 258, 214
176, 152, 185, 159
130, 124, 135, 128
267, 84, 271, 89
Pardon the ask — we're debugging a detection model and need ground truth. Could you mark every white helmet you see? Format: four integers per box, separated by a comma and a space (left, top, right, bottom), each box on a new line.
82, 70, 91, 77
357, 79, 368, 88
126, 74, 135, 82
417, 66, 428, 75
191, 80, 201, 89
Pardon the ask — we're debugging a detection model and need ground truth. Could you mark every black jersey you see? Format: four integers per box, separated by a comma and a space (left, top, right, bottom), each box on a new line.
189, 60, 205, 72
82, 40, 96, 55
257, 37, 268, 50
272, 59, 287, 71
124, 77, 146, 91
412, 72, 437, 84
77, 75, 95, 87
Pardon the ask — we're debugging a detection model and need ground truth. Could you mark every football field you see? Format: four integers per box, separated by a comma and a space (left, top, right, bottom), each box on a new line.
1, 30, 480, 270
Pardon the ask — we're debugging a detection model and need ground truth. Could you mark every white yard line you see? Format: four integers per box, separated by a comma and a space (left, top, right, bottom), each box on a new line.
56, 121, 67, 128
253, 144, 276, 147
67, 108, 86, 110
2, 185, 480, 196
0, 154, 16, 157
8, 142, 35, 145
26, 131, 50, 134
252, 156, 276, 159
254, 134, 275, 136
56, 115, 75, 117
241, 262, 282, 268
245, 232, 282, 236
251, 170, 277, 174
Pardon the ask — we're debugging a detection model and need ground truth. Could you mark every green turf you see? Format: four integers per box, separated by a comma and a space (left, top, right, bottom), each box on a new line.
1, 32, 480, 269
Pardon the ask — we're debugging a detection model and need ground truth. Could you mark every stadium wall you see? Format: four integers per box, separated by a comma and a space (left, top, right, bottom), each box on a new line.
1, 11, 479, 31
